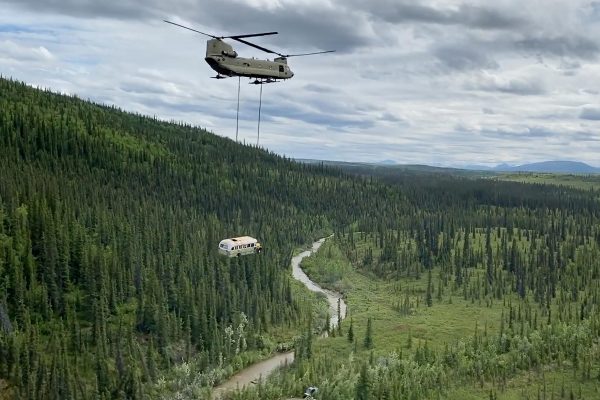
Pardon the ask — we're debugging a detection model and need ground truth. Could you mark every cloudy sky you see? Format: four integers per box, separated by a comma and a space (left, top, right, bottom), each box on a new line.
1, 0, 600, 166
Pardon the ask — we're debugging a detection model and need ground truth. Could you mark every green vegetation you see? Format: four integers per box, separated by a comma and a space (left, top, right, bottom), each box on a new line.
228, 233, 600, 399
225, 161, 600, 399
0, 77, 404, 399
1, 77, 599, 399
497, 172, 600, 191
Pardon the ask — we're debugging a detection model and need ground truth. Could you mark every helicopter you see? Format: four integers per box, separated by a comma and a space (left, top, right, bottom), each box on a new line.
164, 20, 335, 84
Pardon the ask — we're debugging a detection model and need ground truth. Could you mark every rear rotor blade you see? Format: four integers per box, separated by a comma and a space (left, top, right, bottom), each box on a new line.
231, 37, 282, 56
284, 50, 336, 57
163, 20, 217, 38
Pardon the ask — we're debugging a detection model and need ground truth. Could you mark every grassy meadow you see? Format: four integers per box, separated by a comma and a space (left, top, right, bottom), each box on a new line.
496, 173, 600, 191
293, 236, 600, 400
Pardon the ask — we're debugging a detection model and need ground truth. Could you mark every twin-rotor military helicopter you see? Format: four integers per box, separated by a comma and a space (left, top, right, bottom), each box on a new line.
164, 20, 335, 84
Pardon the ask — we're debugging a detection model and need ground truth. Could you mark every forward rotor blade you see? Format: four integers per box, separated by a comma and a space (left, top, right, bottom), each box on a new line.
163, 20, 217, 38
231, 37, 281, 55
227, 32, 278, 39
284, 50, 336, 57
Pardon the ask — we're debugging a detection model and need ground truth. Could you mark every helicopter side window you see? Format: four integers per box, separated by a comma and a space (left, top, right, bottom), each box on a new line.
279, 65, 284, 73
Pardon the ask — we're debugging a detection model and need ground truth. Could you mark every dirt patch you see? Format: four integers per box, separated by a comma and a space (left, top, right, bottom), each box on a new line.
394, 324, 409, 332
393, 324, 425, 333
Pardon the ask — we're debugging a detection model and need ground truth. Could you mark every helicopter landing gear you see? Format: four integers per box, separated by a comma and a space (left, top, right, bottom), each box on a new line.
212, 74, 227, 79
250, 78, 277, 85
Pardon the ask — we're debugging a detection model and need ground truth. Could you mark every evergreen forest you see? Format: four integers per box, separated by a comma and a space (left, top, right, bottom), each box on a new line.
1, 77, 599, 399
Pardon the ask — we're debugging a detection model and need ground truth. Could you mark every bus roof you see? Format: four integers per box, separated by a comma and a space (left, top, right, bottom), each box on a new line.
220, 236, 257, 245
231, 236, 256, 242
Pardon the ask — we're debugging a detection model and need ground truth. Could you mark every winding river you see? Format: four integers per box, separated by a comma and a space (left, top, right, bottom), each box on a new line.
211, 237, 347, 399
291, 237, 347, 330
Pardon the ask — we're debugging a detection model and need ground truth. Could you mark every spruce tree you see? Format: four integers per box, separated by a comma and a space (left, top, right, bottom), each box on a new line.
347, 317, 354, 342
364, 318, 373, 349
355, 363, 370, 400
426, 269, 433, 307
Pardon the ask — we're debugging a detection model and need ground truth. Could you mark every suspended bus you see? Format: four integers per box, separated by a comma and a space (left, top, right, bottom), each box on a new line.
218, 236, 262, 257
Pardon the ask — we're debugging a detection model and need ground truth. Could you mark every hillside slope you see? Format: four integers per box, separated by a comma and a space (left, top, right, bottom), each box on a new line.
0, 77, 406, 399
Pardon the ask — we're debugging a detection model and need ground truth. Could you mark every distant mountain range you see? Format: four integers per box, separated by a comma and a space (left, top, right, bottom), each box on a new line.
376, 159, 398, 165
297, 159, 600, 174
465, 161, 600, 174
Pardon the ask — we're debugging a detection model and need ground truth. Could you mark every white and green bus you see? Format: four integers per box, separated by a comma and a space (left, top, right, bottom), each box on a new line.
218, 236, 262, 257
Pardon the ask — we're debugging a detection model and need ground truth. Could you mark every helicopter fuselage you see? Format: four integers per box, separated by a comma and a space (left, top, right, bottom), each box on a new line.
205, 38, 294, 80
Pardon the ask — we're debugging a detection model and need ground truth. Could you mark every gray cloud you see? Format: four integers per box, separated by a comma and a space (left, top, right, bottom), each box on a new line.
4, 0, 370, 52
433, 44, 498, 71
587, 1, 600, 20
2, 0, 153, 19
572, 131, 600, 141
132, 96, 213, 115
477, 126, 563, 141
4, 0, 599, 62
303, 83, 339, 94
120, 79, 178, 96
368, 2, 526, 30
516, 35, 600, 60
0, 39, 55, 62
465, 74, 546, 95
380, 112, 405, 123
580, 106, 600, 120
263, 98, 375, 130
184, 1, 371, 52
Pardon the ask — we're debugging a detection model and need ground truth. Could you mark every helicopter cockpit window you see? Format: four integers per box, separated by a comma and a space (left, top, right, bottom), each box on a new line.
279, 65, 284, 73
